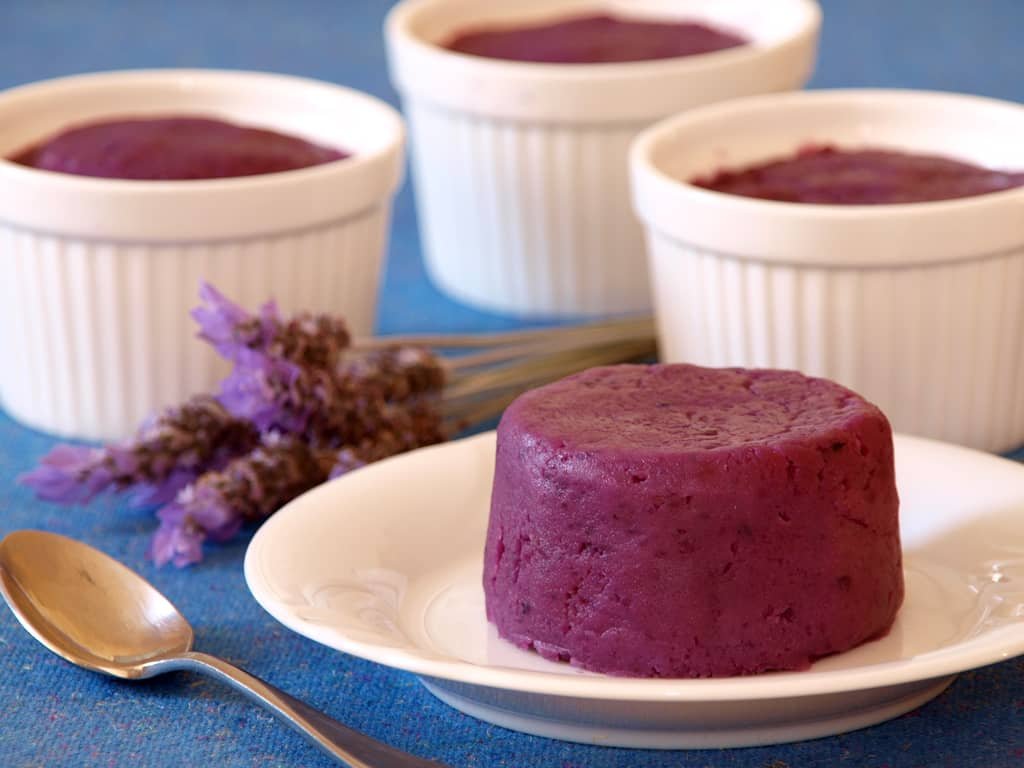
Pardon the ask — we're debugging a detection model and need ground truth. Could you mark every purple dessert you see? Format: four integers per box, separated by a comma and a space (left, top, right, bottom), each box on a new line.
9, 116, 348, 180
483, 364, 904, 678
445, 13, 747, 64
693, 144, 1024, 204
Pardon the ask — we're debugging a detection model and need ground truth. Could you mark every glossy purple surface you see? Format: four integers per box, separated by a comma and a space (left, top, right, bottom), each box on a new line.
10, 116, 348, 180
445, 13, 747, 64
694, 145, 1024, 204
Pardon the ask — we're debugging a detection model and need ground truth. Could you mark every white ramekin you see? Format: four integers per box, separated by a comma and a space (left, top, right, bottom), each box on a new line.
386, 0, 820, 316
630, 89, 1024, 453
0, 69, 405, 441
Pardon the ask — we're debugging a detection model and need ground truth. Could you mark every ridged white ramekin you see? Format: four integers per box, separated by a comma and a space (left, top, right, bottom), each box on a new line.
386, 0, 820, 316
630, 89, 1024, 452
0, 69, 405, 441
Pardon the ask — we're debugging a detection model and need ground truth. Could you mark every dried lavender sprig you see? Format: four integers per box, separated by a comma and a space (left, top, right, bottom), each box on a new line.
148, 401, 447, 568
287, 377, 446, 450
324, 398, 446, 477
217, 345, 447, 447
17, 444, 114, 506
148, 433, 331, 567
193, 282, 350, 369
304, 350, 448, 448
216, 355, 310, 433
335, 346, 446, 403
148, 504, 207, 569
197, 283, 445, 440
191, 282, 270, 361
276, 312, 353, 370
20, 395, 258, 507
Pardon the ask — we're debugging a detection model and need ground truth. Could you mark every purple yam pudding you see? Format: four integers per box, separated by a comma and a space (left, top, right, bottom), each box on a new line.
483, 364, 904, 678
693, 144, 1024, 204
9, 116, 348, 180
445, 13, 747, 64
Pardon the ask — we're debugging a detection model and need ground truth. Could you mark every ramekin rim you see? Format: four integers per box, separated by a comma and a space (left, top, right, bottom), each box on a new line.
385, 0, 822, 81
631, 87, 1024, 220
0, 67, 406, 194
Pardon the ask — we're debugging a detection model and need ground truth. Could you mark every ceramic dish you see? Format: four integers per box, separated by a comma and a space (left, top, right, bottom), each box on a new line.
0, 69, 404, 440
386, 0, 820, 316
630, 89, 1024, 453
246, 432, 1024, 748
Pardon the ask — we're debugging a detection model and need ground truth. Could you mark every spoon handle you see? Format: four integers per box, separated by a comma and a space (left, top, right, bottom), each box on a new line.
172, 651, 450, 768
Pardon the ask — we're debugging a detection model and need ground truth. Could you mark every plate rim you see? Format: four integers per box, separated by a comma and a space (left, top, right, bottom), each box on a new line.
244, 431, 1024, 703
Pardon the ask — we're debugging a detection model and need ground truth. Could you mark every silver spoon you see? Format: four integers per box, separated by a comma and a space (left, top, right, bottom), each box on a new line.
0, 529, 451, 768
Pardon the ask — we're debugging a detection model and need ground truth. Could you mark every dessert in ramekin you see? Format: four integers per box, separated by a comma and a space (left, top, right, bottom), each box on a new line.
630, 89, 1024, 452
0, 69, 405, 440
387, 0, 820, 316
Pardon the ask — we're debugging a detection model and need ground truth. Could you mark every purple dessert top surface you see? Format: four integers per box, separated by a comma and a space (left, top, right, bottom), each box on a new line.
506, 364, 878, 453
693, 145, 1024, 205
9, 116, 349, 181
444, 13, 748, 64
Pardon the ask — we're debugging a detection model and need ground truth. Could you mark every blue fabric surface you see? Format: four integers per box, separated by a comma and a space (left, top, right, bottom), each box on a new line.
1, 2, 1023, 766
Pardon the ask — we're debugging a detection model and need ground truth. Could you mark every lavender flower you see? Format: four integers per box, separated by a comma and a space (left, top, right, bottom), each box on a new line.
20, 395, 258, 507
335, 346, 447, 402
191, 282, 270, 361
196, 282, 446, 442
216, 355, 309, 433
149, 401, 446, 567
275, 312, 353, 369
27, 283, 453, 570
193, 281, 350, 369
18, 444, 114, 504
148, 504, 206, 569
216, 342, 447, 445
327, 399, 446, 478
148, 433, 331, 567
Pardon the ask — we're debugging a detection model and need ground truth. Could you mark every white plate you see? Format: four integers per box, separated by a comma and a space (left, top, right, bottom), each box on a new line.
245, 432, 1024, 749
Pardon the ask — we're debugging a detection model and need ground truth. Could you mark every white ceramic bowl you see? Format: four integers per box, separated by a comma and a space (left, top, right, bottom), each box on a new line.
386, 0, 820, 316
0, 69, 405, 441
630, 89, 1024, 452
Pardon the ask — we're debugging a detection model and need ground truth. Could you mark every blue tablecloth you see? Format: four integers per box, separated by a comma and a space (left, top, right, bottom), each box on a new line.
1, 2, 1022, 766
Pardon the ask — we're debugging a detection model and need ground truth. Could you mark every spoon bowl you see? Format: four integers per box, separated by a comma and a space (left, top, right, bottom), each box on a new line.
0, 530, 449, 768
0, 530, 193, 678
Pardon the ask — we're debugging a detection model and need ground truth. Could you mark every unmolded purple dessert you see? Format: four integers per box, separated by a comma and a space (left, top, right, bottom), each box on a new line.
483, 364, 903, 678
9, 116, 348, 180
693, 144, 1024, 204
445, 13, 747, 64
